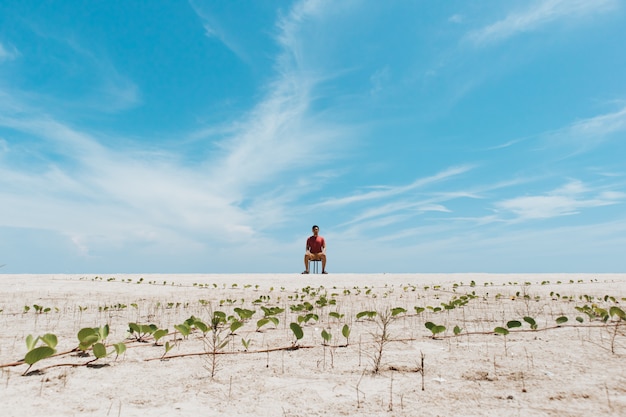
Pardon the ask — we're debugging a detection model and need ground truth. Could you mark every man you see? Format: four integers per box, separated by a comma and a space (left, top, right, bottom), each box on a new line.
302, 225, 327, 274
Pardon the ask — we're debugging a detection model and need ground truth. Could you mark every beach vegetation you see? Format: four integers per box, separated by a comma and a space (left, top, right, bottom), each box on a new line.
424, 322, 446, 338
22, 333, 58, 375
129, 323, 158, 342
290, 322, 304, 346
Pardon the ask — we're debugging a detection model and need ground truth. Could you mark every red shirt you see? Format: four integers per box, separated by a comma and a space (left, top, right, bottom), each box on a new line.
307, 235, 325, 254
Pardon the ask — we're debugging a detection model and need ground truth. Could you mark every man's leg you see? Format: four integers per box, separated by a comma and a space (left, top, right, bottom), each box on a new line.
303, 254, 310, 273
320, 253, 327, 273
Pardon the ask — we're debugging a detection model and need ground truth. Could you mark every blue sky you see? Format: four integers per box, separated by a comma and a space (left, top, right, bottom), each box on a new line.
1, 0, 625, 274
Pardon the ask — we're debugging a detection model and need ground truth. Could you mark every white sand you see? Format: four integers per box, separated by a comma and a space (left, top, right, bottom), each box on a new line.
1, 273, 625, 417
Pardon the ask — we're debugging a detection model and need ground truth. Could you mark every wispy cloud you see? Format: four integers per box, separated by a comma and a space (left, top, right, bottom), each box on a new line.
466, 0, 618, 47
0, 0, 350, 259
0, 41, 19, 61
495, 180, 625, 221
564, 105, 626, 142
190, 2, 251, 64
319, 165, 475, 208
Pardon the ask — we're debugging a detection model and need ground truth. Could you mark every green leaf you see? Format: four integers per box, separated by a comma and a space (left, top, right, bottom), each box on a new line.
329, 312, 342, 319
128, 323, 140, 334
506, 320, 522, 329
78, 327, 98, 343
356, 311, 369, 319
556, 316, 568, 325
79, 335, 99, 351
25, 335, 38, 351
234, 308, 255, 320
41, 333, 58, 349
93, 342, 108, 359
98, 324, 109, 341
342, 324, 351, 339
424, 322, 435, 331
453, 325, 462, 335
174, 324, 190, 337
576, 316, 584, 323
24, 346, 55, 366
143, 324, 157, 335
230, 320, 244, 334
432, 325, 446, 335
256, 318, 270, 330
523, 317, 536, 327
271, 307, 285, 315
494, 327, 509, 336
241, 338, 251, 350
164, 341, 174, 354
609, 306, 626, 320
290, 323, 304, 340
305, 313, 318, 323
414, 307, 425, 314
391, 307, 407, 316
321, 329, 332, 342
153, 329, 168, 342
194, 320, 209, 333
113, 342, 126, 356
268, 317, 279, 326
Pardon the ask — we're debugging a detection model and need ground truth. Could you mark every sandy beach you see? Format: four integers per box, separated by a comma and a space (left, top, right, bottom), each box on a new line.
1, 273, 625, 417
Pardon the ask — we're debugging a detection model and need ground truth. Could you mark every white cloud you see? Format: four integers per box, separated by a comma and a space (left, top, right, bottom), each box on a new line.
566, 105, 626, 139
542, 105, 626, 154
0, 0, 352, 259
466, 0, 618, 46
495, 180, 624, 220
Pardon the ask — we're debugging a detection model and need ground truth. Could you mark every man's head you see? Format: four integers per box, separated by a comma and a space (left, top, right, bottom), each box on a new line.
312, 225, 319, 235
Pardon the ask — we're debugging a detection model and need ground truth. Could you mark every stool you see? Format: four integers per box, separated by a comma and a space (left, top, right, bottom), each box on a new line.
309, 259, 321, 274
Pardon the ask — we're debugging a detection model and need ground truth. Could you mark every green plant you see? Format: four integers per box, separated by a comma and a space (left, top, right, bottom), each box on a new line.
356, 310, 377, 320
341, 324, 351, 346
241, 338, 252, 351
128, 323, 157, 342
297, 313, 319, 324
153, 329, 169, 345
290, 323, 304, 346
92, 342, 126, 361
162, 341, 175, 359
424, 322, 446, 338
78, 325, 109, 351
329, 311, 344, 320
391, 307, 407, 317
523, 316, 538, 330
174, 323, 191, 339
321, 329, 332, 345
234, 307, 256, 321
204, 311, 230, 378
23, 333, 57, 375
229, 320, 244, 335
371, 310, 394, 373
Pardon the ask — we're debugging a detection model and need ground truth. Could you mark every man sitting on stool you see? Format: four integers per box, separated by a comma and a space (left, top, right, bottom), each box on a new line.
302, 225, 327, 274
